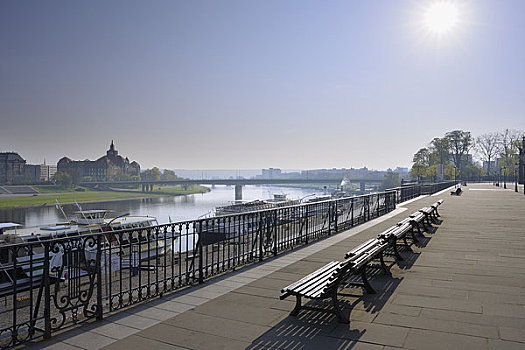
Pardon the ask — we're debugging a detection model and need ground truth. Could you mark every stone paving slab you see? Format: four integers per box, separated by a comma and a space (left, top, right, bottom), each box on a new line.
28, 184, 525, 349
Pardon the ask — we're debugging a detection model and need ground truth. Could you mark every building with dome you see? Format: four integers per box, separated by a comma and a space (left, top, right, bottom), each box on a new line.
57, 141, 140, 182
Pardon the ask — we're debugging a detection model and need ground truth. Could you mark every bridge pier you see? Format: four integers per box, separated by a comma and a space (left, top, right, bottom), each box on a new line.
360, 182, 366, 193
142, 184, 154, 192
235, 184, 243, 201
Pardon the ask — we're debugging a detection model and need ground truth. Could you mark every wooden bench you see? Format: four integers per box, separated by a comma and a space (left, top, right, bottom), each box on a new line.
377, 222, 415, 261
280, 237, 390, 324
280, 260, 354, 323
344, 238, 390, 289
430, 199, 444, 218
418, 207, 435, 225
409, 211, 428, 231
450, 187, 462, 196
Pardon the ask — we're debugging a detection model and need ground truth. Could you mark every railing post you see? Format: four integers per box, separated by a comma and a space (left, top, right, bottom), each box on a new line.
273, 212, 278, 256
305, 205, 309, 245
334, 201, 338, 232
43, 242, 51, 339
258, 213, 263, 262
351, 199, 354, 226
328, 202, 332, 234
96, 234, 103, 321
198, 221, 204, 284
366, 196, 370, 221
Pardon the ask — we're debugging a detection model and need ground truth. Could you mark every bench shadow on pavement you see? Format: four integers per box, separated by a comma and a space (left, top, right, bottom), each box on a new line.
247, 275, 403, 350
247, 225, 440, 349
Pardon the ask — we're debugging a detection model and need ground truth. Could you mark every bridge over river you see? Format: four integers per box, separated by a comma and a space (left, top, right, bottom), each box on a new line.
27, 182, 525, 350
80, 178, 385, 199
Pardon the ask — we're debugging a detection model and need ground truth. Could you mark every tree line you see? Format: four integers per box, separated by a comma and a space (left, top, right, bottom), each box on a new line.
53, 168, 182, 188
411, 129, 524, 181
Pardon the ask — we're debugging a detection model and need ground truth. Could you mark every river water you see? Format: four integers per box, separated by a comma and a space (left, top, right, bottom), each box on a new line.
0, 185, 327, 227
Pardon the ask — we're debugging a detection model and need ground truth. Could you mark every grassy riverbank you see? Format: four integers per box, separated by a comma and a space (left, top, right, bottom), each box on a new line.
0, 185, 209, 208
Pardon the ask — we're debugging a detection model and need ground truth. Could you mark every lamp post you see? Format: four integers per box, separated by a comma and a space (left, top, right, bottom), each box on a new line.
503, 166, 507, 189
454, 166, 457, 188
515, 162, 519, 192
300, 194, 316, 203
496, 167, 500, 187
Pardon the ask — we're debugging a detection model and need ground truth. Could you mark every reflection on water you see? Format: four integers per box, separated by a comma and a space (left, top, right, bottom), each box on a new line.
0, 185, 326, 227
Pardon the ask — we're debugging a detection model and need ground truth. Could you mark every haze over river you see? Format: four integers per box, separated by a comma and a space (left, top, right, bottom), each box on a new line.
0, 185, 325, 227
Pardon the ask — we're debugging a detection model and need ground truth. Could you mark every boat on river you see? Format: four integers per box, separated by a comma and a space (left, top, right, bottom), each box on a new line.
0, 211, 174, 297
198, 194, 307, 245
214, 194, 299, 216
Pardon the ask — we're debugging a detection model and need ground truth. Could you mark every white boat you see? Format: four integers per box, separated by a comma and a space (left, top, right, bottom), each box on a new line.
215, 194, 299, 216
0, 212, 176, 296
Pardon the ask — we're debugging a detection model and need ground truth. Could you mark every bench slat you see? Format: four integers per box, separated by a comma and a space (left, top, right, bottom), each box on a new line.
281, 261, 339, 293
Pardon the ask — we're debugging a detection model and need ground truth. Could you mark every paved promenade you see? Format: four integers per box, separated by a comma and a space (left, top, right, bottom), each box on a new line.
31, 183, 525, 350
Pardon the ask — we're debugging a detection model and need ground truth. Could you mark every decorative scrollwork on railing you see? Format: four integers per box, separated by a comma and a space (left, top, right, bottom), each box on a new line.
49, 236, 98, 330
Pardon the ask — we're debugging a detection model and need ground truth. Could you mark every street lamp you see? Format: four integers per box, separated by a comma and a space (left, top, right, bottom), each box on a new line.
515, 162, 519, 192
503, 166, 507, 189
300, 194, 317, 203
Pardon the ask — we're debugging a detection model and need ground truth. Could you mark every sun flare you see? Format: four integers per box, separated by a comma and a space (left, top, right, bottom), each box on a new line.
424, 2, 459, 35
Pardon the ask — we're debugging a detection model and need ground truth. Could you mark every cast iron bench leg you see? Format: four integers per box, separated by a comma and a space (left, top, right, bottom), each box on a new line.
331, 290, 349, 324
403, 235, 411, 250
290, 295, 302, 316
414, 222, 424, 236
379, 252, 390, 274
360, 267, 377, 294
411, 228, 420, 244
392, 239, 404, 261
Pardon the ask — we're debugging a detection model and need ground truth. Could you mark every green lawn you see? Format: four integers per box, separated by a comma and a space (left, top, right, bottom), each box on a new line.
0, 185, 209, 208
0, 191, 161, 208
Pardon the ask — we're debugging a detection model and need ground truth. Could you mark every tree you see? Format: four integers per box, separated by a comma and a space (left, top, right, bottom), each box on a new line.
141, 167, 161, 181
53, 171, 73, 188
446, 130, 472, 174
411, 148, 430, 181
429, 137, 450, 165
475, 133, 500, 176
497, 129, 524, 174
413, 148, 430, 167
410, 164, 427, 182
161, 169, 179, 181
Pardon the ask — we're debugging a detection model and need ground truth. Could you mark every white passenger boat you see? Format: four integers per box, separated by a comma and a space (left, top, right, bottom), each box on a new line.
0, 211, 175, 296
215, 194, 299, 216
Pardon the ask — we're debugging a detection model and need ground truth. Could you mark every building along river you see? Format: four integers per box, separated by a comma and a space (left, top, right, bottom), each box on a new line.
0, 185, 326, 227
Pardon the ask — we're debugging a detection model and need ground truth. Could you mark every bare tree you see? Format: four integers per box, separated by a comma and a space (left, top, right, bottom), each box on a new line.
446, 130, 472, 173
498, 129, 525, 170
475, 133, 500, 175
498, 129, 523, 156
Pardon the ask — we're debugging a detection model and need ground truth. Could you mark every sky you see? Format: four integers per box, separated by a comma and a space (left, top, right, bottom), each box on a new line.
1, 0, 524, 170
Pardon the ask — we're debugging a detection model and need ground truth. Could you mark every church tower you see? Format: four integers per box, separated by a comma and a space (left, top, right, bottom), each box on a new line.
106, 140, 118, 159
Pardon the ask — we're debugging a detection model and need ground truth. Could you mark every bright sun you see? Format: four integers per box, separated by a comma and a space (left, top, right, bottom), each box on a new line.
424, 2, 459, 35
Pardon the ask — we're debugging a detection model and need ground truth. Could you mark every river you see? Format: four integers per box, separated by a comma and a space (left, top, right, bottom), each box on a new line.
0, 185, 327, 227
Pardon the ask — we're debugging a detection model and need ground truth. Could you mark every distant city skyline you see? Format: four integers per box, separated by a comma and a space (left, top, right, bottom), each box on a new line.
2, 1, 524, 170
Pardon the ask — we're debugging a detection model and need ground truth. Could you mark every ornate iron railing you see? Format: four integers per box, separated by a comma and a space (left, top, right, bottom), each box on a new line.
0, 183, 448, 348
388, 181, 455, 203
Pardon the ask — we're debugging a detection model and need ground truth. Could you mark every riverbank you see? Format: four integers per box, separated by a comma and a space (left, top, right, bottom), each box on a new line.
0, 185, 209, 208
